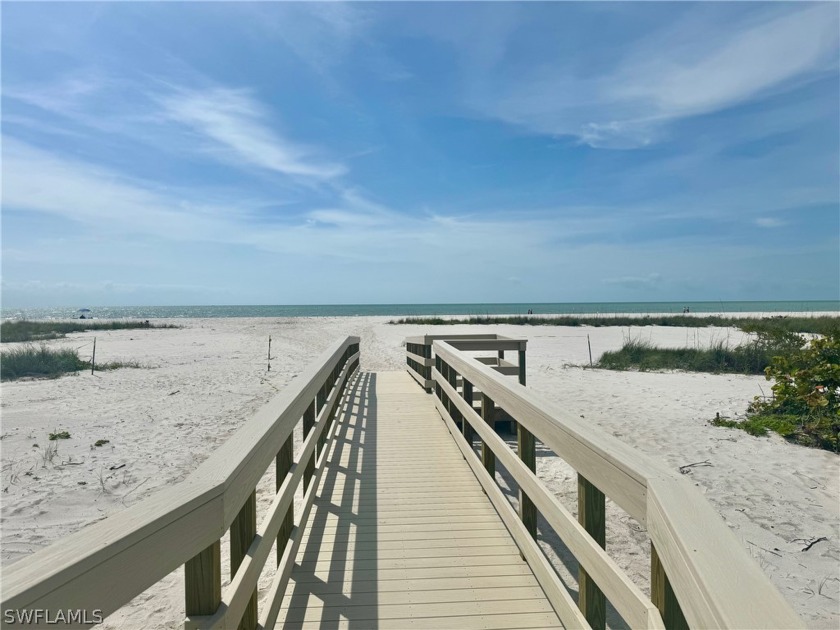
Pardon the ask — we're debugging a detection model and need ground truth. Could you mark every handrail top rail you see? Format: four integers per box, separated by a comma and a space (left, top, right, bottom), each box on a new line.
432, 339, 803, 629
407, 334, 526, 351
434, 339, 657, 517
2, 336, 360, 610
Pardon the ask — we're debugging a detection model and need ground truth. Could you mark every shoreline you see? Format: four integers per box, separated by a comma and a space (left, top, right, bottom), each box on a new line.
1, 315, 837, 628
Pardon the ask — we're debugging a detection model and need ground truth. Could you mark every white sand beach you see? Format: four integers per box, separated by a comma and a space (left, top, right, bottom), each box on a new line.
1, 315, 838, 628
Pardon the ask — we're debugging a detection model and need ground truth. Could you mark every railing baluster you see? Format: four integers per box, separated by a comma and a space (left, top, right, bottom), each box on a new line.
462, 378, 474, 444
652, 543, 689, 630
578, 475, 606, 629
185, 541, 221, 617
276, 435, 294, 565
518, 425, 537, 542
448, 364, 462, 425
480, 394, 495, 476
302, 400, 316, 491
231, 491, 257, 629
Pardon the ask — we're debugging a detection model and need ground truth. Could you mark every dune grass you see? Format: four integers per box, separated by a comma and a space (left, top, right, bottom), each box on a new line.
596, 338, 779, 374
0, 319, 178, 343
0, 345, 141, 381
388, 314, 840, 335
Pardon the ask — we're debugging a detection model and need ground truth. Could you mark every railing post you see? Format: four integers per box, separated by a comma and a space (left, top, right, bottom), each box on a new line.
480, 394, 495, 476
517, 426, 537, 543
462, 378, 474, 444
448, 364, 462, 425
185, 541, 221, 617
231, 491, 257, 629
515, 346, 537, 546
276, 434, 294, 565
651, 543, 689, 630
578, 475, 606, 629
424, 343, 432, 392
302, 400, 316, 491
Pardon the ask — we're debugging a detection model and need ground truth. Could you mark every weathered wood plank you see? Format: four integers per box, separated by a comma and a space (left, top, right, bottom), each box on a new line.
276, 435, 294, 566
230, 491, 257, 630
185, 541, 221, 617
578, 475, 606, 630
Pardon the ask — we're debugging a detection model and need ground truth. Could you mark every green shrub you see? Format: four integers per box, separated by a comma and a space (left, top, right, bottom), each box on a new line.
712, 332, 840, 452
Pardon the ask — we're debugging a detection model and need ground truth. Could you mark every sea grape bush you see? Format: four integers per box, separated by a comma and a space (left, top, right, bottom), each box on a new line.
745, 330, 840, 451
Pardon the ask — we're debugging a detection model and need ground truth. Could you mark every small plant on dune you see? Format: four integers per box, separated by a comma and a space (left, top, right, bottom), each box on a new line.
714, 331, 840, 451
49, 430, 71, 441
40, 442, 59, 467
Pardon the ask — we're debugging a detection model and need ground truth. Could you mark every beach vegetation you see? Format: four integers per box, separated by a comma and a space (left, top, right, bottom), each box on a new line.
596, 330, 797, 375
0, 344, 142, 381
738, 331, 839, 451
601, 329, 839, 451
49, 430, 71, 440
0, 319, 178, 343
388, 314, 840, 335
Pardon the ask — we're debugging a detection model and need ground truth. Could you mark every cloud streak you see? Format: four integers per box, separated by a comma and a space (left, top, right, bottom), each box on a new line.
463, 4, 839, 147
158, 88, 346, 179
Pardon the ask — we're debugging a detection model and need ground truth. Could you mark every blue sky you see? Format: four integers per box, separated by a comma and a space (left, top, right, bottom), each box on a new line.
2, 2, 838, 307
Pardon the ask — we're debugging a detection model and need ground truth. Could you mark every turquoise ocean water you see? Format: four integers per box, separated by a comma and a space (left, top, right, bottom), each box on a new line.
2, 301, 838, 320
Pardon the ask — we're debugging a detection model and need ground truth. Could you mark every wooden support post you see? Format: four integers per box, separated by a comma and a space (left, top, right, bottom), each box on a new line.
578, 475, 606, 630
462, 379, 474, 444
276, 434, 294, 565
230, 491, 257, 629
518, 425, 537, 542
448, 365, 462, 425
518, 350, 536, 555
424, 344, 432, 390
302, 401, 316, 491
481, 395, 495, 477
185, 541, 221, 617
91, 337, 96, 375
651, 543, 689, 630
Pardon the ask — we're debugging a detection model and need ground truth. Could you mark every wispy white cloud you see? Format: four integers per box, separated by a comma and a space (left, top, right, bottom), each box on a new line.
157, 87, 346, 180
755, 217, 785, 229
4, 73, 105, 113
463, 4, 839, 148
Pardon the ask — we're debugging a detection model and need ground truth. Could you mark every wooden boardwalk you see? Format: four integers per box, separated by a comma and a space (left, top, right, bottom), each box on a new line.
276, 371, 563, 630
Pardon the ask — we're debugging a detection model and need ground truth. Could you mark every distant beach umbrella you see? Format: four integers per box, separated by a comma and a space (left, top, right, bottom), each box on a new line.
78, 308, 91, 312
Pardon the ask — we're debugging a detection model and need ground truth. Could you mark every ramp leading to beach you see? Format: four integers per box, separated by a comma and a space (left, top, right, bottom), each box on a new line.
275, 371, 563, 629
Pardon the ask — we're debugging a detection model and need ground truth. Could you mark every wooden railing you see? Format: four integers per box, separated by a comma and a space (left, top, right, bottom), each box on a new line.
431, 340, 803, 630
405, 334, 526, 392
1, 337, 361, 630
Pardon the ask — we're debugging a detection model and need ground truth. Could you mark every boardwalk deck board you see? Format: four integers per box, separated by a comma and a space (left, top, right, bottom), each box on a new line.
275, 371, 564, 629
